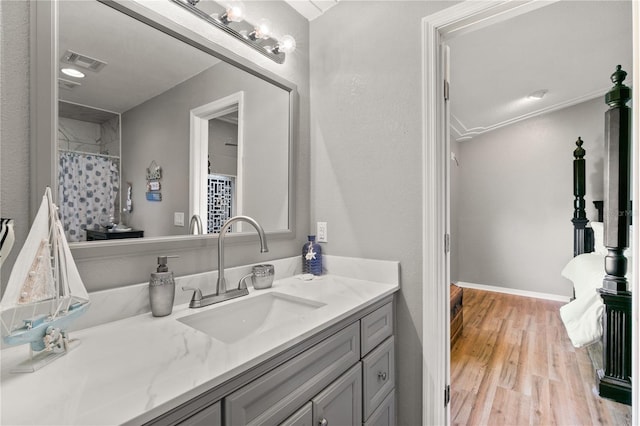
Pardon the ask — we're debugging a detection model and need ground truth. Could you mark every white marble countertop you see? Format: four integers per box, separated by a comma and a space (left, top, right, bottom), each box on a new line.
1, 256, 399, 425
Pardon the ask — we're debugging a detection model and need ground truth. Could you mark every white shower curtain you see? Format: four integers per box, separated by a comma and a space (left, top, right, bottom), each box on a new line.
58, 152, 120, 242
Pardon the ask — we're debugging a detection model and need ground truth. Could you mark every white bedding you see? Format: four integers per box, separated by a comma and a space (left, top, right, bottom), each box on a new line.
560, 253, 605, 348
559, 251, 632, 348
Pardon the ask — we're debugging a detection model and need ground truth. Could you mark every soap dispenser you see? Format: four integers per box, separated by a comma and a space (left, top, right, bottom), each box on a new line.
149, 256, 177, 317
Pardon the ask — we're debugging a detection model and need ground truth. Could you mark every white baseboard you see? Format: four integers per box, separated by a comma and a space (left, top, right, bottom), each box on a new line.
454, 281, 571, 303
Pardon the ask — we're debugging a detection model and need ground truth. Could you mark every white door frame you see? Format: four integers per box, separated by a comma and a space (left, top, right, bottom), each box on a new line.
632, 2, 639, 420
189, 91, 244, 232
421, 1, 639, 423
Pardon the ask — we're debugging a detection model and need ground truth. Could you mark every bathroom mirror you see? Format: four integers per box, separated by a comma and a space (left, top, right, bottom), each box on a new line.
33, 0, 296, 250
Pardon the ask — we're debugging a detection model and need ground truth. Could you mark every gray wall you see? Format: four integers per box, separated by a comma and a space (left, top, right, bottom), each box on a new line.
455, 97, 607, 297
309, 2, 454, 424
209, 118, 238, 177
0, 1, 30, 290
0, 0, 310, 292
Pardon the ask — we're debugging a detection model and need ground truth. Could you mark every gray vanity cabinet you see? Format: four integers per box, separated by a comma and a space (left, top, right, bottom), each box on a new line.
147, 298, 395, 426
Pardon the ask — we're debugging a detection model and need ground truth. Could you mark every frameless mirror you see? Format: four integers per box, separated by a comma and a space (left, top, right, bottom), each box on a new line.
55, 0, 294, 244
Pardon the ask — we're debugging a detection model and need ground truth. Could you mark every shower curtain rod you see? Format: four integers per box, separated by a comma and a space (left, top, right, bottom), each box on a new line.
59, 148, 120, 160
58, 137, 103, 147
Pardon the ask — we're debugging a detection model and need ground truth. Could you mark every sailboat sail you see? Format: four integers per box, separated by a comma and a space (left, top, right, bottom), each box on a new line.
54, 219, 88, 319
0, 194, 54, 312
17, 240, 56, 304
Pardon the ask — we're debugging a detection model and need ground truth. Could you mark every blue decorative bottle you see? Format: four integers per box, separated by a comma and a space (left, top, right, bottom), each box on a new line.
302, 235, 322, 275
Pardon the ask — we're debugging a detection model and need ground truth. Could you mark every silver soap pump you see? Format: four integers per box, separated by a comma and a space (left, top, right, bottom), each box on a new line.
149, 255, 177, 317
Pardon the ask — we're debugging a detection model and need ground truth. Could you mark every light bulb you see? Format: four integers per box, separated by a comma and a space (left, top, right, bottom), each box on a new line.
256, 19, 271, 38
250, 19, 272, 40
275, 35, 296, 54
220, 1, 245, 23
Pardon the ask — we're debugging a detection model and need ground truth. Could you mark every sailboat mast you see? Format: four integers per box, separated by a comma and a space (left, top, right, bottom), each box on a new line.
46, 188, 65, 318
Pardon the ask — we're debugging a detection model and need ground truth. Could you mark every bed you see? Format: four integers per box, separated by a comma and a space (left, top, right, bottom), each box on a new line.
560, 65, 632, 405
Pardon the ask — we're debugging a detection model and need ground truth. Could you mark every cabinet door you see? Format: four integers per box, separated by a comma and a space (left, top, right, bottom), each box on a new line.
362, 337, 394, 420
280, 402, 312, 426
178, 401, 221, 426
364, 390, 394, 426
312, 363, 362, 426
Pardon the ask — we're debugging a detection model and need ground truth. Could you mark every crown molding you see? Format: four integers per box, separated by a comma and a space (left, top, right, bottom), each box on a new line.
451, 86, 612, 142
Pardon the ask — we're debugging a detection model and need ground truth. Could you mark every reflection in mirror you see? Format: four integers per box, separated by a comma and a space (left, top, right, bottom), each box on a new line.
207, 107, 239, 233
57, 101, 122, 241
57, 0, 292, 243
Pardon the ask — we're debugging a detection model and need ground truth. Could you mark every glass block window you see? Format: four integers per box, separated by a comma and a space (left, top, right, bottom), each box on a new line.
207, 174, 234, 233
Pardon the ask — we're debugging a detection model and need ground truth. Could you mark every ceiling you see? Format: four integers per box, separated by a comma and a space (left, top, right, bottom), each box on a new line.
58, 1, 219, 114
284, 0, 632, 142
283, 0, 340, 21
448, 0, 633, 142
61, 0, 632, 137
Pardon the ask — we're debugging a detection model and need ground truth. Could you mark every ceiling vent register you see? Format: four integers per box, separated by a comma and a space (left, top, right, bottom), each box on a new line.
61, 49, 108, 72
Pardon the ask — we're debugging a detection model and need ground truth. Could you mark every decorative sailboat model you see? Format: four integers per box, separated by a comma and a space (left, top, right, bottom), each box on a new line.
0, 187, 90, 373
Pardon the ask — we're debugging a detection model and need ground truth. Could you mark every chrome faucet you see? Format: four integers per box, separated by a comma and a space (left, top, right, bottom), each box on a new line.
188, 214, 203, 235
217, 215, 268, 295
182, 215, 268, 308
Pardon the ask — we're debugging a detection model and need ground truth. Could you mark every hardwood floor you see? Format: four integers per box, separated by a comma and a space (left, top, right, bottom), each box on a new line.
450, 288, 632, 426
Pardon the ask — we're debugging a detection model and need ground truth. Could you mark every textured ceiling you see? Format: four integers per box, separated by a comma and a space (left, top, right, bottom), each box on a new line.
448, 0, 633, 142
61, 0, 632, 137
59, 1, 219, 114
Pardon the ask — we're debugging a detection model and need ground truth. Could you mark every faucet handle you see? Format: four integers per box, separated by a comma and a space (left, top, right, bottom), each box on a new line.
182, 286, 203, 302
239, 273, 253, 290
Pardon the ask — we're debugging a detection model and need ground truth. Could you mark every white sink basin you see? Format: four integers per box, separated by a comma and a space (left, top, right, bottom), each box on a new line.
178, 292, 326, 343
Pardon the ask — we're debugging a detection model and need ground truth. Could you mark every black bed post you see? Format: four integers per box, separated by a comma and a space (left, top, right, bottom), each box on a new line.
572, 137, 592, 258
598, 65, 632, 405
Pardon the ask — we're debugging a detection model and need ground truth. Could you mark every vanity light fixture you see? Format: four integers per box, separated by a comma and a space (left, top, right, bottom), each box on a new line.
527, 89, 548, 100
171, 0, 295, 64
61, 68, 86, 79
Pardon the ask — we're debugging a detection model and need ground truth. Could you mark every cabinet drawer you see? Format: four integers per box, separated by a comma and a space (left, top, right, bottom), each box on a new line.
280, 402, 312, 426
362, 336, 394, 420
224, 322, 360, 426
360, 303, 393, 356
364, 389, 395, 426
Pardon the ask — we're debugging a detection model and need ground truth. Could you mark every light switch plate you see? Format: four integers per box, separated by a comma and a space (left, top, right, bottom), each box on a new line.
174, 212, 185, 227
317, 222, 327, 243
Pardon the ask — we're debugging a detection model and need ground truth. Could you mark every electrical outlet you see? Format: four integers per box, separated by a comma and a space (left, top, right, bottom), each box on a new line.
317, 222, 328, 243
174, 212, 185, 227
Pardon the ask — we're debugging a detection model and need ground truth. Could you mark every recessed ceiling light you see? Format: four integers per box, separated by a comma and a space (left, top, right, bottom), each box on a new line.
61, 68, 85, 79
527, 89, 548, 100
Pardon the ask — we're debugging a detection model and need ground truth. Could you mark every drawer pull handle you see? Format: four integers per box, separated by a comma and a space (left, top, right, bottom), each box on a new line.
378, 371, 387, 381
319, 418, 328, 426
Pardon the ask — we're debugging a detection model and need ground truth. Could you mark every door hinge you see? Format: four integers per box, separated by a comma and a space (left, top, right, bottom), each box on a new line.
445, 384, 450, 406
444, 233, 450, 254
444, 80, 450, 101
